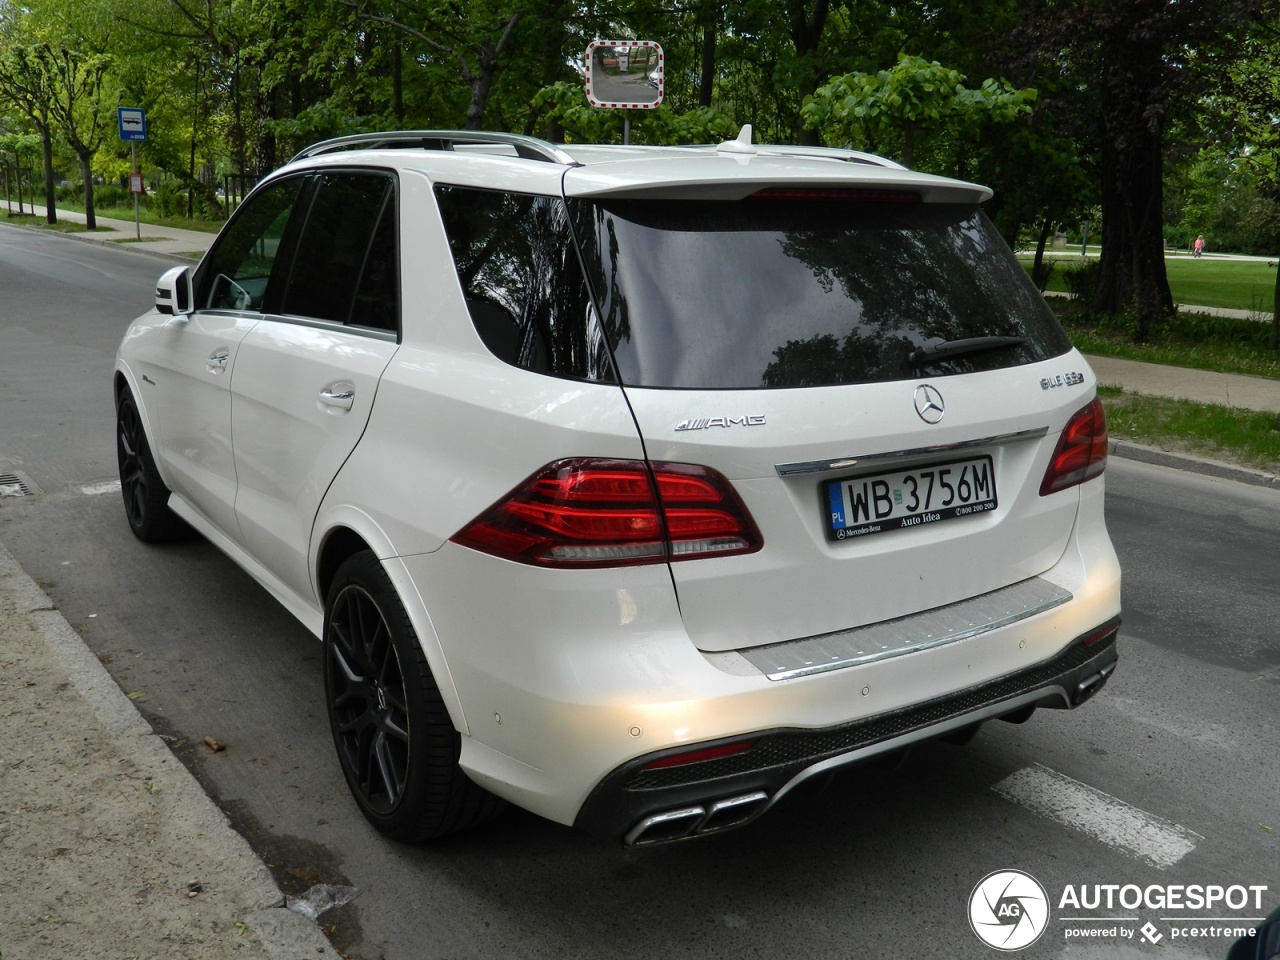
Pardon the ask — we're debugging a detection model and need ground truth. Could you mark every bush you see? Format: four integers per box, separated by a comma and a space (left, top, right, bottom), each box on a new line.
52, 182, 133, 209
153, 178, 225, 221
1063, 260, 1102, 303
1030, 258, 1057, 292
93, 184, 132, 209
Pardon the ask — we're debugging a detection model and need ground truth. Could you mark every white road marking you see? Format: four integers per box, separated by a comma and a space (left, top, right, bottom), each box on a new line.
81, 480, 121, 496
993, 763, 1201, 869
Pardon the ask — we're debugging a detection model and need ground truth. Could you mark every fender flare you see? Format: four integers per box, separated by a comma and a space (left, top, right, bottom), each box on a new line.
312, 505, 470, 738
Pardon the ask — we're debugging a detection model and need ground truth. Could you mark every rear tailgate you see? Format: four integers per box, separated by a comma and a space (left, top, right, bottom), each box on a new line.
624, 360, 1098, 652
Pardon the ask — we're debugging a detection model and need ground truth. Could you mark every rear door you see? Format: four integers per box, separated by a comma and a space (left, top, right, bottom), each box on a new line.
230, 170, 400, 603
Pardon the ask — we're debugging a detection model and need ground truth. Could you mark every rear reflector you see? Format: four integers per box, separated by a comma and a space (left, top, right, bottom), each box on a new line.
641, 740, 758, 770
1040, 399, 1108, 496
450, 458, 763, 567
1082, 623, 1119, 646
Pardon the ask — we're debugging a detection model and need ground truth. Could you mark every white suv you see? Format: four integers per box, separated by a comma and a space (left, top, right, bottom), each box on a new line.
114, 129, 1120, 845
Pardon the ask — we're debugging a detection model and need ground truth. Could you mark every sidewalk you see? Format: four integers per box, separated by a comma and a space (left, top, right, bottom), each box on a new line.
0, 543, 344, 960
1088, 354, 1280, 413
1, 206, 1279, 958
9, 204, 216, 261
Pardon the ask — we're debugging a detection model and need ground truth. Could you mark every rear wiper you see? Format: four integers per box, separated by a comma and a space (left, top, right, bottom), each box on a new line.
908, 335, 1027, 368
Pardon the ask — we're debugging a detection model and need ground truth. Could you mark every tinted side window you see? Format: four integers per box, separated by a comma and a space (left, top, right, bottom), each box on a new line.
198, 177, 306, 311
280, 173, 398, 331
435, 185, 613, 382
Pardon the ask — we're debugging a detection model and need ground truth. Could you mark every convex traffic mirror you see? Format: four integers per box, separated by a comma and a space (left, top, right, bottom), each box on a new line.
585, 40, 663, 110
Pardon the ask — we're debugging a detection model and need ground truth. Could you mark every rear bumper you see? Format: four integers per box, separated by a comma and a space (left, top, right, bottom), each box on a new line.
574, 621, 1119, 844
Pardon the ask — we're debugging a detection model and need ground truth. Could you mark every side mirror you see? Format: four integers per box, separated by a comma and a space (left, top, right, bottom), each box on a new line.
155, 265, 195, 316
585, 40, 664, 110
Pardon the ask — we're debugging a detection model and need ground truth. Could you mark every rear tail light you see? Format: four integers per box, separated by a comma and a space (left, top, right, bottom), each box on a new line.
1040, 399, 1108, 496
450, 458, 763, 567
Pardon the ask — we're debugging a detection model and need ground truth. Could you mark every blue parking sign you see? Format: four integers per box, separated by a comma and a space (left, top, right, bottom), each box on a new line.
118, 107, 147, 142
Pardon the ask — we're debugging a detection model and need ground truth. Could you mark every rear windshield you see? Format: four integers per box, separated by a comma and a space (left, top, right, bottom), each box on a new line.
567, 197, 1072, 389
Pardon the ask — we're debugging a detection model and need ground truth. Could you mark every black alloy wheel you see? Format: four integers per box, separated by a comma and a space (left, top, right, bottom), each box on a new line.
326, 577, 412, 816
323, 552, 504, 841
115, 386, 187, 542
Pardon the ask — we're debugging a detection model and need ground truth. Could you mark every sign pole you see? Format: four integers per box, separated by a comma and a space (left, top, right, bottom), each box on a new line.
118, 107, 147, 241
132, 143, 140, 240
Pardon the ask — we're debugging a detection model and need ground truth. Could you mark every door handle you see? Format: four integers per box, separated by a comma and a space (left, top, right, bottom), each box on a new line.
319, 381, 355, 411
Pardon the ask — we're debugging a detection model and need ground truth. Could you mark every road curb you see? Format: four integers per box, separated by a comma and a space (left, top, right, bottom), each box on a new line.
2, 216, 200, 264
0, 540, 343, 960
1109, 439, 1280, 489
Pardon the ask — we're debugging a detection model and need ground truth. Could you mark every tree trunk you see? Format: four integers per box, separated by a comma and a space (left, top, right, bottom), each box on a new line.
790, 0, 831, 145
189, 60, 201, 219
40, 128, 56, 224
699, 26, 716, 108
78, 149, 95, 230
1089, 3, 1174, 340
1033, 219, 1053, 279
392, 45, 404, 123
465, 65, 495, 130
1272, 261, 1279, 349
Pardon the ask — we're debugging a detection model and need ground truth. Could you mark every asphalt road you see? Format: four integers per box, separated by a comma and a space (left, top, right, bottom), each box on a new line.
2, 224, 1277, 959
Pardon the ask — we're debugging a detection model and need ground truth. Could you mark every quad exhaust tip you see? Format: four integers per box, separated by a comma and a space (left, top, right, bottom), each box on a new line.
1073, 660, 1117, 705
624, 791, 769, 846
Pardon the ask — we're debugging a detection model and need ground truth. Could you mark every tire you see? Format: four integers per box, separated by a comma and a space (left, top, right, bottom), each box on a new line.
116, 386, 189, 542
323, 551, 505, 842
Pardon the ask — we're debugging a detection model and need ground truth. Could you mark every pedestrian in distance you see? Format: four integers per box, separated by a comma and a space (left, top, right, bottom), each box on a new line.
1193, 234, 1205, 258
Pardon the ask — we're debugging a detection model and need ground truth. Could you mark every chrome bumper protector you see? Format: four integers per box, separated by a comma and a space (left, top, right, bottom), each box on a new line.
734, 577, 1073, 681
773, 426, 1048, 477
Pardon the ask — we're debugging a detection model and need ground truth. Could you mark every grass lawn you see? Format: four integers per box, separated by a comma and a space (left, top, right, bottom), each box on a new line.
38, 201, 224, 234
1096, 385, 1280, 472
1026, 255, 1277, 314
4, 213, 117, 235
1057, 302, 1280, 379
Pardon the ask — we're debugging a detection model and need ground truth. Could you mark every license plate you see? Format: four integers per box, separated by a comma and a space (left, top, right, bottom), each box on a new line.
824, 455, 997, 541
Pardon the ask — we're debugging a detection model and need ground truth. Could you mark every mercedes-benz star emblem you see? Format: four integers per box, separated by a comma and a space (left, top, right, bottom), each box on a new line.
914, 383, 945, 424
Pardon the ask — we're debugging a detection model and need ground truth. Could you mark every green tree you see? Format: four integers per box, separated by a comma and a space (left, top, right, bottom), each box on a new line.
1203, 19, 1280, 344
0, 128, 42, 213
801, 54, 1035, 170
0, 41, 60, 222
1011, 0, 1280, 341
341, 0, 527, 130
45, 45, 112, 228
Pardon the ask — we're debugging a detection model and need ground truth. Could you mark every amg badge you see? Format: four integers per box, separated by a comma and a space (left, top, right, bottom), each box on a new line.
675, 415, 766, 431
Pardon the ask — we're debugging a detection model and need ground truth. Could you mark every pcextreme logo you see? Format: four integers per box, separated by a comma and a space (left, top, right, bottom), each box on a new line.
968, 870, 1051, 951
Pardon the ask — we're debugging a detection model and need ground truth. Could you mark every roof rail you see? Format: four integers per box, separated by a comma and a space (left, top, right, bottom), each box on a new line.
753, 144, 904, 169
290, 130, 581, 166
